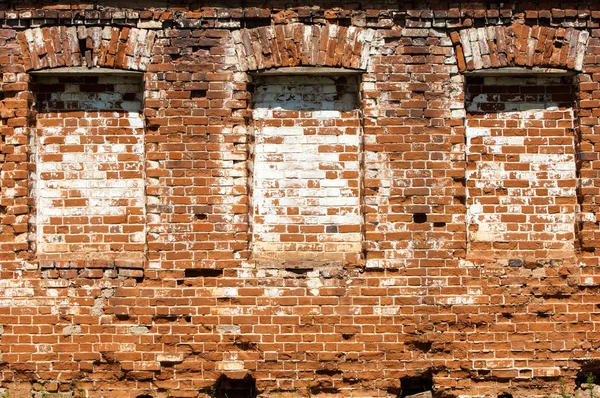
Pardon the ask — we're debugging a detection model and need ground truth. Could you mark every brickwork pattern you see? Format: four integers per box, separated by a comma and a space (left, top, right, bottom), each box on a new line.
251, 75, 361, 266
18, 26, 156, 71
452, 25, 589, 72
33, 75, 145, 260
0, 1, 600, 398
232, 24, 374, 71
465, 76, 577, 262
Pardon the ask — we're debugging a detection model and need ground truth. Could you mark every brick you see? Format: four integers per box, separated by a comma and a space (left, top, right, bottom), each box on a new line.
0, 4, 597, 398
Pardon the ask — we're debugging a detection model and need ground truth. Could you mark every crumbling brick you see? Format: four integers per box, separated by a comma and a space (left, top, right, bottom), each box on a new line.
0, 2, 597, 398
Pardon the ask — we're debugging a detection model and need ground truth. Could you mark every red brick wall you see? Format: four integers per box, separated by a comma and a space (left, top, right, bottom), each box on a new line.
0, 2, 599, 398
251, 75, 361, 266
33, 75, 145, 262
465, 75, 577, 263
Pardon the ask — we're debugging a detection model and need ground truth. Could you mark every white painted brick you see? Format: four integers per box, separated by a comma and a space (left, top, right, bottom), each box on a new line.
252, 74, 362, 261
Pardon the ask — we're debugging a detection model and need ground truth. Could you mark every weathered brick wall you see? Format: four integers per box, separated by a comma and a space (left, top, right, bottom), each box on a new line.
1, 1, 600, 398
251, 75, 361, 266
33, 74, 145, 261
465, 75, 577, 263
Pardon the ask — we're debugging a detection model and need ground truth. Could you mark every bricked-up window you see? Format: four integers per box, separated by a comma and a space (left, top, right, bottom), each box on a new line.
251, 74, 362, 266
465, 75, 577, 261
33, 74, 145, 261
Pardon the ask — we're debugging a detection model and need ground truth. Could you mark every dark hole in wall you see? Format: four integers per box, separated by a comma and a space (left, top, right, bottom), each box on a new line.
162, 20, 177, 29
243, 18, 272, 29
401, 371, 434, 397
453, 177, 466, 187
136, 395, 153, 398
191, 90, 207, 98
195, 213, 208, 220
576, 360, 600, 388
336, 18, 351, 27
413, 213, 427, 224
78, 38, 87, 56
215, 374, 256, 398
498, 394, 513, 398
407, 340, 432, 352
233, 340, 255, 351
184, 268, 223, 278
316, 369, 342, 376
285, 267, 312, 275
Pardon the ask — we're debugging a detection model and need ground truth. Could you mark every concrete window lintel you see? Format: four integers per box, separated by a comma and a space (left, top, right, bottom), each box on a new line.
249, 67, 363, 77
29, 67, 144, 76
463, 67, 577, 77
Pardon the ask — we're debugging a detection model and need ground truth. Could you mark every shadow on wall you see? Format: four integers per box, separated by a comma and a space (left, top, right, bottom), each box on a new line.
252, 75, 360, 112
397, 371, 434, 398
214, 374, 256, 398
35, 75, 143, 113
2, 0, 412, 11
576, 360, 600, 388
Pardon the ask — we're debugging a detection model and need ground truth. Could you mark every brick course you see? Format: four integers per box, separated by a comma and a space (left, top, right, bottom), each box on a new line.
33, 75, 145, 261
0, 1, 600, 398
465, 76, 577, 263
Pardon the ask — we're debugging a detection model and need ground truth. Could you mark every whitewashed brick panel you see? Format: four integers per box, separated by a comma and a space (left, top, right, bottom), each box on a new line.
33, 75, 145, 260
466, 76, 576, 261
252, 75, 362, 265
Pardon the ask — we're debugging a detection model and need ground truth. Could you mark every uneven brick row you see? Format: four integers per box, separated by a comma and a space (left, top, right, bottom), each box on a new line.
452, 24, 589, 72
4, 7, 600, 30
232, 23, 374, 71
17, 26, 155, 71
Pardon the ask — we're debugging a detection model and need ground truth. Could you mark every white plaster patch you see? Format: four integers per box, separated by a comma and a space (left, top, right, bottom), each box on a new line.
251, 75, 362, 261
216, 325, 241, 334
466, 76, 576, 256
438, 296, 476, 305
33, 75, 145, 257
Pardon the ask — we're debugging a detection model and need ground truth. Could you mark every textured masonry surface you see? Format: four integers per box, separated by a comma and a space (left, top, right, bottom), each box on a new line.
251, 75, 361, 265
465, 76, 577, 262
33, 75, 145, 260
1, 1, 600, 398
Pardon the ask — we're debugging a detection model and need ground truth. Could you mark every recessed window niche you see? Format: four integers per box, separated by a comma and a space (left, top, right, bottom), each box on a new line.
250, 72, 362, 266
32, 72, 145, 262
465, 73, 577, 261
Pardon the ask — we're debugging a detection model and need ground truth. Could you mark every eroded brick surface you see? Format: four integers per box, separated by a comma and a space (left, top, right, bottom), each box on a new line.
33, 75, 145, 260
452, 25, 589, 72
251, 75, 361, 265
0, 1, 600, 398
466, 76, 577, 261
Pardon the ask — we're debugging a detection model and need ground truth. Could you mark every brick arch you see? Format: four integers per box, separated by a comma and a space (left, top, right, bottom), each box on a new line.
232, 23, 375, 71
18, 26, 156, 72
451, 24, 590, 72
